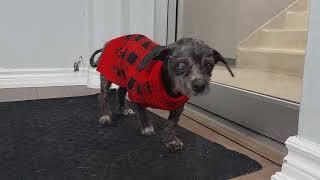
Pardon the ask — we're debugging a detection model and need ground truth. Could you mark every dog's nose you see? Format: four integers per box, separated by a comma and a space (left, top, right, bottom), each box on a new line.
192, 79, 206, 93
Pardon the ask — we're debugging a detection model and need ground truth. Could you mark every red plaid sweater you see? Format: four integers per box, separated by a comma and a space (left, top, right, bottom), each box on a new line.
97, 34, 189, 111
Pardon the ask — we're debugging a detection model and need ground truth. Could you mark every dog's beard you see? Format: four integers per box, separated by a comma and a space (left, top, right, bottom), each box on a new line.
172, 77, 191, 97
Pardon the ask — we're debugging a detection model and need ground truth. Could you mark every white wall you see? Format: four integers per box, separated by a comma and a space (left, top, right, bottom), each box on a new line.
178, 0, 295, 58
0, 0, 89, 68
0, 0, 165, 69
298, 0, 320, 144
86, 0, 167, 88
89, 0, 159, 52
0, 0, 168, 89
89, 0, 123, 53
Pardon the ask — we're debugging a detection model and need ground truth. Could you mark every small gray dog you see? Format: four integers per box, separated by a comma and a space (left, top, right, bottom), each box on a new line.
90, 34, 234, 152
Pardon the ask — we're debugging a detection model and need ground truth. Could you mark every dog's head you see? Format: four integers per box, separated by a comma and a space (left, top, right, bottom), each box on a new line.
161, 38, 234, 97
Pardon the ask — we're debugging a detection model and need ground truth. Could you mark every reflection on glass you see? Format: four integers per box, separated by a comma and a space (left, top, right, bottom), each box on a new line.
178, 0, 309, 103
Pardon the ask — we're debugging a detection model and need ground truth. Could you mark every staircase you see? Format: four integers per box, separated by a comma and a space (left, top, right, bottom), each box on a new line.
236, 0, 309, 77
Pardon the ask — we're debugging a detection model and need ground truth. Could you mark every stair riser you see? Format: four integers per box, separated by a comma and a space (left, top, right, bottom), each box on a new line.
284, 12, 309, 29
260, 30, 308, 49
236, 50, 305, 77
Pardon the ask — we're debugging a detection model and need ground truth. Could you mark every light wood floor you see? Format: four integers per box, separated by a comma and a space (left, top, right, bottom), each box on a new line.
150, 108, 281, 180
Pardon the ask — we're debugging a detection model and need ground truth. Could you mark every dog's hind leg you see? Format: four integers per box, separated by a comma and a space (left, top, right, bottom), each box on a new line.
131, 103, 155, 136
116, 87, 134, 116
98, 75, 113, 125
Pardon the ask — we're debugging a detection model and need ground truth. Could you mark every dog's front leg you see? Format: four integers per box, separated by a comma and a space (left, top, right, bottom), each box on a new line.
116, 87, 134, 116
162, 106, 184, 152
131, 103, 155, 136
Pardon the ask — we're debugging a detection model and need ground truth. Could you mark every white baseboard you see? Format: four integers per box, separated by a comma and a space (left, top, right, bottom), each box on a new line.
86, 68, 100, 89
272, 136, 320, 180
86, 68, 119, 89
0, 67, 120, 90
0, 68, 89, 89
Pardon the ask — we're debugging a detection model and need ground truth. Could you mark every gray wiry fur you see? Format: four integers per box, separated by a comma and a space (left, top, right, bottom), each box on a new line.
166, 38, 215, 96
90, 37, 234, 152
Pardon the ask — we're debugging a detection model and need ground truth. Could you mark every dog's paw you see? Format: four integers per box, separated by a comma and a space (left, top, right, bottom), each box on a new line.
99, 115, 112, 125
140, 126, 156, 136
163, 136, 185, 152
123, 108, 134, 116
116, 106, 135, 116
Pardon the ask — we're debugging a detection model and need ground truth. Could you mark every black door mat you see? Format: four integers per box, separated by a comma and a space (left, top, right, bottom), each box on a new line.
0, 91, 262, 180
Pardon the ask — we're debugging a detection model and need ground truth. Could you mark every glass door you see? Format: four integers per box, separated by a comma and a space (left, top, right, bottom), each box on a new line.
169, 0, 309, 143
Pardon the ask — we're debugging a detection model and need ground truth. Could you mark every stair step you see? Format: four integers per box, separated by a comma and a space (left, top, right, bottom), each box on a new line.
213, 66, 302, 102
239, 47, 305, 54
236, 48, 305, 77
289, 0, 309, 12
260, 28, 308, 49
263, 28, 308, 32
284, 11, 309, 29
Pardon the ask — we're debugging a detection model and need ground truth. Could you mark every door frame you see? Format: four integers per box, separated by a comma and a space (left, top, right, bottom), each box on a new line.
168, 0, 299, 143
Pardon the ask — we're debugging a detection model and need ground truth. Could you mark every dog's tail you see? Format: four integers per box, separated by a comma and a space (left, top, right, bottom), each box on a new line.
89, 48, 103, 67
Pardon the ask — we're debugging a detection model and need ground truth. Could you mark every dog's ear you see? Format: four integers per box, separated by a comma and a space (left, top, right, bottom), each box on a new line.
138, 46, 173, 71
154, 46, 173, 60
212, 49, 234, 77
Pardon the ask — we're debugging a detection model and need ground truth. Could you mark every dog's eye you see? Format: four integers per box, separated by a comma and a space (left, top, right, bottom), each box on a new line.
175, 62, 188, 75
204, 62, 214, 70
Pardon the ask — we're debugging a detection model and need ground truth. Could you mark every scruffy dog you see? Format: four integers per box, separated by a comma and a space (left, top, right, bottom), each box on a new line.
90, 34, 234, 152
